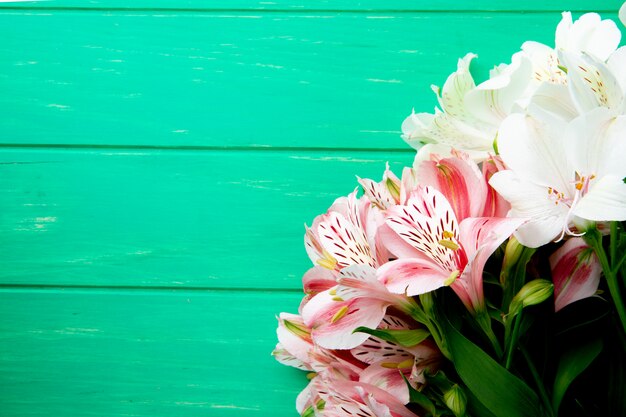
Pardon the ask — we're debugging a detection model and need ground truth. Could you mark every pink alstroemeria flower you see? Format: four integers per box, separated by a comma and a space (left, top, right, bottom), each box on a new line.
311, 377, 421, 417
358, 163, 402, 210
302, 265, 415, 350
305, 190, 390, 272
550, 237, 601, 311
379, 186, 525, 314
417, 150, 510, 220
352, 315, 441, 404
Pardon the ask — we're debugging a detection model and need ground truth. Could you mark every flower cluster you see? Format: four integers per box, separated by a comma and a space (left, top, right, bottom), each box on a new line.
275, 8, 626, 417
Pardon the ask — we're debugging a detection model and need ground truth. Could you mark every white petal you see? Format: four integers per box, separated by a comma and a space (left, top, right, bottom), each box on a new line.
521, 41, 567, 84
607, 46, 626, 95
566, 109, 626, 180
561, 52, 623, 113
527, 82, 577, 122
489, 171, 567, 248
401, 111, 435, 150
497, 112, 571, 193
556, 12, 621, 61
574, 175, 626, 221
621, 2, 626, 28
465, 52, 532, 126
437, 53, 477, 119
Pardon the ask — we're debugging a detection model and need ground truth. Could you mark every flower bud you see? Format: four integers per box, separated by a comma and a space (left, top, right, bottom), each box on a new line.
500, 236, 524, 284
419, 292, 435, 315
509, 279, 554, 315
443, 384, 467, 417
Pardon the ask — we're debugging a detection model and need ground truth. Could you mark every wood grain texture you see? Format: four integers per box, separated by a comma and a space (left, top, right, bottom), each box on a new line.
0, 288, 307, 416
0, 0, 622, 11
1, 3, 620, 417
0, 148, 412, 288
0, 11, 567, 148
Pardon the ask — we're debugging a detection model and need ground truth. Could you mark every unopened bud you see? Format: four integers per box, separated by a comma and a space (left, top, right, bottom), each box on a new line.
500, 236, 526, 286
443, 384, 467, 417
510, 279, 554, 315
419, 292, 435, 315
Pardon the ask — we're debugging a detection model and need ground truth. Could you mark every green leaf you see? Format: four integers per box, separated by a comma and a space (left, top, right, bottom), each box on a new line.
465, 389, 498, 417
353, 326, 430, 347
551, 337, 603, 414
442, 320, 541, 417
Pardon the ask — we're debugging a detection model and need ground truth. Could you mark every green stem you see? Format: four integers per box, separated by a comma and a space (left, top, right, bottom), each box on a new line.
586, 229, 626, 335
407, 304, 451, 360
520, 346, 554, 417
505, 311, 523, 370
610, 222, 618, 263
476, 308, 503, 358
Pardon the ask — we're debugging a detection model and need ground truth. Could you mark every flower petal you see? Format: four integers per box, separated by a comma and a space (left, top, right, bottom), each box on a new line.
464, 52, 532, 126
377, 258, 449, 296
302, 266, 338, 296
489, 170, 567, 248
359, 363, 411, 404
456, 217, 526, 311
550, 238, 601, 312
318, 208, 375, 269
436, 53, 477, 119
574, 175, 626, 221
385, 187, 459, 270
273, 343, 310, 371
417, 153, 487, 220
481, 156, 510, 218
497, 112, 571, 193
301, 290, 387, 350
555, 12, 621, 61
561, 52, 623, 114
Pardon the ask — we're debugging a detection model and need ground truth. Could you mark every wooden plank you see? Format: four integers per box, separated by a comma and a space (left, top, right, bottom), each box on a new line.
0, 11, 577, 148
0, 0, 621, 12
0, 148, 413, 288
0, 288, 306, 416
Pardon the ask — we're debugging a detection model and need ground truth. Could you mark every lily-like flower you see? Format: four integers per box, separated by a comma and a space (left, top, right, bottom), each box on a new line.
621, 2, 626, 27
401, 53, 504, 162
358, 163, 402, 210
521, 12, 624, 122
490, 108, 626, 248
550, 238, 601, 311
311, 376, 420, 417
555, 12, 621, 62
352, 315, 441, 404
378, 186, 525, 314
302, 265, 415, 350
306, 190, 389, 272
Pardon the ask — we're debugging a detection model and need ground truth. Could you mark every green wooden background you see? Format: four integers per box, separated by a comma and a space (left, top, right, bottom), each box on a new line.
0, 1, 622, 416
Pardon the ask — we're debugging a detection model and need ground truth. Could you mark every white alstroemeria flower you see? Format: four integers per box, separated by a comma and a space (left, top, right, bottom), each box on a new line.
620, 2, 626, 27
401, 54, 492, 153
490, 108, 626, 248
517, 12, 622, 119
522, 12, 625, 123
402, 53, 531, 161
527, 48, 626, 123
555, 12, 621, 61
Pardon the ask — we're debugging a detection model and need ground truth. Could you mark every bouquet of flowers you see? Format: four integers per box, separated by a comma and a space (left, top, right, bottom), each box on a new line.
273, 5, 626, 417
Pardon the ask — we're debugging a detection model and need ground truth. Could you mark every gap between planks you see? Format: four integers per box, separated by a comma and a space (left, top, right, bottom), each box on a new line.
0, 283, 303, 294
0, 144, 416, 153
0, 7, 616, 13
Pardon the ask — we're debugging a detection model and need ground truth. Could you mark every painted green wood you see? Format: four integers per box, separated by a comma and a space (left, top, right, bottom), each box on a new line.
0, 11, 571, 148
0, 288, 307, 416
0, 148, 412, 288
0, 0, 621, 11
